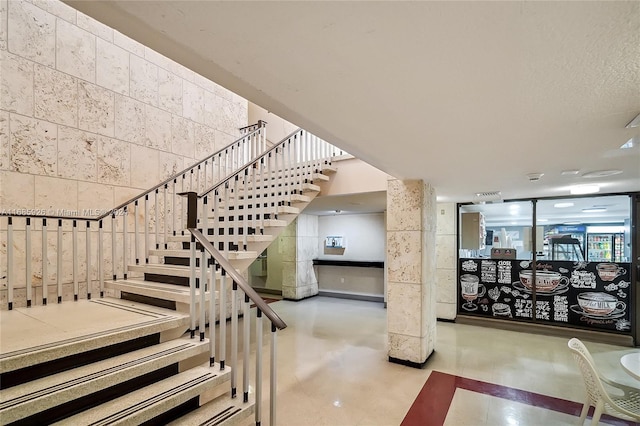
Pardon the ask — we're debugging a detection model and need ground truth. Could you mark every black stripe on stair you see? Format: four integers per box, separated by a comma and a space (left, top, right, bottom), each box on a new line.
203, 406, 243, 426
121, 292, 177, 310
0, 334, 160, 390
141, 396, 200, 426
6, 364, 179, 426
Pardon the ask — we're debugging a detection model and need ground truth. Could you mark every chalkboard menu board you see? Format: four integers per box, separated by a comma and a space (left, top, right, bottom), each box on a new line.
458, 259, 631, 334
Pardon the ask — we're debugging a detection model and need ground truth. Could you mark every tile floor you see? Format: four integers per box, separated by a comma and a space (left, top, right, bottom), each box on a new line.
259, 296, 639, 426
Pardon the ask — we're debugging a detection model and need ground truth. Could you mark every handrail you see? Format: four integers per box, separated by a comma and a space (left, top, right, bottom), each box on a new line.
0, 121, 267, 221
188, 226, 287, 330
198, 127, 303, 199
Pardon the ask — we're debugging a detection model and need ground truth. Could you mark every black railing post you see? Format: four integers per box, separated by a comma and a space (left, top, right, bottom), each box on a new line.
179, 191, 198, 229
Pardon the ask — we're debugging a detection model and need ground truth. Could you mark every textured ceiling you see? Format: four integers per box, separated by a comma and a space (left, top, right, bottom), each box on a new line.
67, 1, 640, 202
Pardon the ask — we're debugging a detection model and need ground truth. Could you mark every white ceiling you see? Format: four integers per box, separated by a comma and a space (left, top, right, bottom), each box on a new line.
67, 1, 640, 203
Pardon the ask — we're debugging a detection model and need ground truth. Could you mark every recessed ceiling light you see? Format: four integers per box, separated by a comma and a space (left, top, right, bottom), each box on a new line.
561, 170, 580, 176
563, 221, 582, 225
582, 207, 607, 213
625, 112, 640, 128
570, 184, 600, 195
537, 218, 549, 222
621, 136, 637, 149
582, 170, 622, 178
554, 202, 574, 208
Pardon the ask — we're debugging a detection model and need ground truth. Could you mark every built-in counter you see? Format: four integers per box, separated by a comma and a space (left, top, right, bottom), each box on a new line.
458, 258, 631, 334
313, 259, 384, 303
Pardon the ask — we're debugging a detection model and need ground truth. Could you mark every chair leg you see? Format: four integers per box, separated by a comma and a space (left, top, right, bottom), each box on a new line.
579, 402, 589, 424
591, 401, 603, 426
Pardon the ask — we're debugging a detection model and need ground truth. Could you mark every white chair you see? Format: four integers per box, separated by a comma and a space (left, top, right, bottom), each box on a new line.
568, 338, 640, 425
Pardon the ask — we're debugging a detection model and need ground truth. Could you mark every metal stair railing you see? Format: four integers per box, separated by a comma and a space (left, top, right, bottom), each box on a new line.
0, 121, 267, 310
179, 128, 343, 426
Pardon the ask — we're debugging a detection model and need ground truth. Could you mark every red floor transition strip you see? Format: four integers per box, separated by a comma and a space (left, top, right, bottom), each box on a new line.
401, 371, 639, 426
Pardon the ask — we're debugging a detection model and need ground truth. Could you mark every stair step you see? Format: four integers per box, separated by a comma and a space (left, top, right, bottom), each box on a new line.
167, 234, 274, 244
150, 249, 257, 260
0, 299, 189, 378
302, 182, 321, 192
107, 279, 213, 305
129, 263, 213, 279
321, 164, 337, 174
0, 337, 208, 424
53, 365, 230, 425
167, 393, 255, 426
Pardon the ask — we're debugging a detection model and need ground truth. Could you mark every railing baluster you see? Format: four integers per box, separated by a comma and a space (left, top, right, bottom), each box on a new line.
57, 219, 62, 303
209, 258, 217, 366
73, 220, 78, 300
7, 217, 13, 310
112, 213, 117, 279
26, 218, 32, 307
252, 165, 258, 233
181, 174, 186, 235
200, 249, 206, 341
196, 165, 201, 194
219, 270, 227, 370
231, 281, 238, 398
86, 221, 91, 300
155, 189, 159, 249
189, 234, 196, 338
123, 208, 128, 280
243, 292, 250, 402
42, 218, 47, 305
271, 323, 278, 426
144, 195, 149, 262
99, 220, 104, 297
243, 169, 248, 250
134, 201, 140, 264
255, 308, 263, 425
203, 161, 208, 192
172, 179, 177, 236
163, 184, 168, 249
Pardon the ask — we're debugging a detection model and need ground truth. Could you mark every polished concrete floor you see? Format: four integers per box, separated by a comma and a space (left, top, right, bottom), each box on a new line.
261, 296, 639, 426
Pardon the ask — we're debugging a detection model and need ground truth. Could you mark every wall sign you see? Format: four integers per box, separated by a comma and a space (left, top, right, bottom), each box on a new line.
458, 259, 631, 333
325, 236, 345, 248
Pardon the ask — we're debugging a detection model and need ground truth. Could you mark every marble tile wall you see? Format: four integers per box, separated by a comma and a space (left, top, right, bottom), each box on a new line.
0, 0, 249, 308
436, 202, 458, 320
386, 179, 437, 365
280, 215, 320, 300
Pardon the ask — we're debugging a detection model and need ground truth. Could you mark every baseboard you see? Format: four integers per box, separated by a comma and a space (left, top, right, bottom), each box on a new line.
318, 290, 384, 304
250, 286, 282, 296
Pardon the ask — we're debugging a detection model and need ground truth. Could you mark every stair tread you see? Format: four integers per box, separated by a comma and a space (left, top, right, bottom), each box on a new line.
53, 364, 230, 425
150, 249, 258, 260
0, 337, 208, 423
0, 298, 189, 374
167, 234, 274, 243
107, 279, 213, 303
167, 393, 255, 426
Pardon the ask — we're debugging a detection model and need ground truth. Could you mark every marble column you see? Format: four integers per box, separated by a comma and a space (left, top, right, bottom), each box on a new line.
281, 214, 319, 300
387, 179, 437, 367
436, 202, 458, 320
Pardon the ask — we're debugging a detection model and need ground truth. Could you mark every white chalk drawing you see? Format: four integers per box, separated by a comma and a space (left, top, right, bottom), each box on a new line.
488, 287, 500, 302
617, 290, 627, 299
616, 319, 631, 331
618, 281, 630, 289
553, 296, 569, 322
558, 267, 569, 273
520, 260, 531, 269
573, 261, 588, 270
536, 300, 550, 321
514, 299, 533, 318
481, 260, 497, 283
570, 270, 597, 289
462, 260, 478, 272
497, 260, 512, 284
501, 286, 512, 294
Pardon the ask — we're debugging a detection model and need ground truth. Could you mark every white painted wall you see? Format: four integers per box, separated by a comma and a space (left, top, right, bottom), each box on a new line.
318, 213, 385, 261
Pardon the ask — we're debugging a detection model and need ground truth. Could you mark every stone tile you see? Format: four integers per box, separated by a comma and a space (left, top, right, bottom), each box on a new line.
9, 114, 57, 175
76, 11, 112, 42
436, 302, 457, 320
194, 123, 216, 159
171, 115, 194, 158
144, 46, 171, 71
0, 111, 8, 170
388, 333, 423, 364
130, 144, 159, 189
193, 72, 218, 94
114, 94, 144, 145
158, 68, 182, 115
214, 84, 233, 102
215, 130, 235, 152
158, 151, 183, 181
113, 30, 144, 56
97, 137, 130, 186
30, 0, 76, 24
96, 38, 129, 95
8, 0, 55, 67
0, 50, 34, 115
56, 18, 95, 83
167, 58, 194, 83
436, 234, 457, 270
422, 182, 437, 232
34, 63, 77, 126
130, 54, 158, 106
145, 105, 171, 151
0, 0, 6, 50
0, 170, 34, 209
78, 81, 114, 137
387, 179, 424, 231
34, 175, 77, 211
216, 95, 239, 136
78, 181, 114, 211
57, 126, 98, 181
183, 80, 204, 124
436, 202, 457, 235
436, 267, 456, 304
387, 230, 422, 284
387, 282, 422, 336
202, 90, 216, 129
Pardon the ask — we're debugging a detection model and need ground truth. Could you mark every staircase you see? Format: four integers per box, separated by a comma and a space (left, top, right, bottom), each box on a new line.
0, 124, 342, 425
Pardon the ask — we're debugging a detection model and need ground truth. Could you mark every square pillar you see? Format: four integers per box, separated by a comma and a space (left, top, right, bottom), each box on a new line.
386, 179, 437, 367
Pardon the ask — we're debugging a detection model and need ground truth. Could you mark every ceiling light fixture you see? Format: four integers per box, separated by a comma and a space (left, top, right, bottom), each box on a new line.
554, 202, 574, 208
582, 170, 622, 178
561, 170, 580, 176
582, 207, 607, 213
563, 221, 582, 225
537, 218, 549, 222
625, 112, 640, 128
570, 184, 600, 195
527, 173, 544, 182
620, 136, 637, 149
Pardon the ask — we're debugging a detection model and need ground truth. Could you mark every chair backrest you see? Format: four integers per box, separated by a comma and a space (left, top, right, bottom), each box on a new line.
568, 338, 604, 406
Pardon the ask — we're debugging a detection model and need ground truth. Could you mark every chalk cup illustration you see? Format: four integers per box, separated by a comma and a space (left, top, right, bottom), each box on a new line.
461, 274, 485, 311
596, 263, 626, 282
519, 270, 568, 292
577, 292, 625, 316
492, 303, 512, 318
